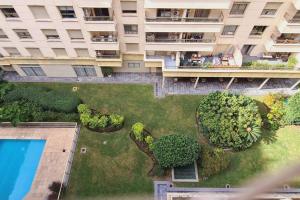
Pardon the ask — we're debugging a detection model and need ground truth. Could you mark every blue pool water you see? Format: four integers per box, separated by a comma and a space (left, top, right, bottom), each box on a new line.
0, 139, 45, 200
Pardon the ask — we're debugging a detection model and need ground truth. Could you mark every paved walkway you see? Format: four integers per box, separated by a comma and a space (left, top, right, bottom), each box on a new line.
4, 72, 300, 97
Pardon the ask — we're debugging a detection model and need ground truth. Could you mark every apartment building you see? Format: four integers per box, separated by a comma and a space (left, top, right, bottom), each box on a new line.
1, 0, 300, 86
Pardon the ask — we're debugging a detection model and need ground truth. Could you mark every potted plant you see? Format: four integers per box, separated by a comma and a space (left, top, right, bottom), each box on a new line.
102, 67, 113, 77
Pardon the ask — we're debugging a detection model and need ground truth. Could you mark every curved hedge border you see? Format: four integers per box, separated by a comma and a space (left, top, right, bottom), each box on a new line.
129, 122, 158, 176
78, 104, 124, 133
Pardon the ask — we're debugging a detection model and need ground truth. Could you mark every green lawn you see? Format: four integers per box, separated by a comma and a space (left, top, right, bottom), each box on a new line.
22, 83, 300, 199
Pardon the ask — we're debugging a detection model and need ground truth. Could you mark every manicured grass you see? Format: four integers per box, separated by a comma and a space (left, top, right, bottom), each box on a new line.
21, 83, 300, 199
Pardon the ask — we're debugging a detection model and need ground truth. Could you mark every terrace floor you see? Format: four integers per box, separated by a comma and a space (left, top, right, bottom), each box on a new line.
0, 123, 78, 200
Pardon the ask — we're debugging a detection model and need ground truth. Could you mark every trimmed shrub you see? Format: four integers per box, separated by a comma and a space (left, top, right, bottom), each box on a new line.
132, 122, 144, 141
263, 94, 286, 130
109, 114, 124, 126
0, 83, 14, 102
37, 111, 79, 122
0, 100, 42, 125
197, 92, 262, 150
153, 134, 200, 168
4, 86, 81, 113
77, 104, 124, 131
200, 145, 230, 177
285, 92, 300, 124
145, 135, 154, 150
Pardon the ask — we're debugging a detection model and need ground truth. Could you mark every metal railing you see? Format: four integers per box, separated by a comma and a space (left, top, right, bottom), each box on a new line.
91, 37, 117, 42
84, 16, 113, 21
275, 39, 300, 44
146, 16, 223, 23
96, 54, 120, 59
146, 38, 216, 43
57, 124, 80, 200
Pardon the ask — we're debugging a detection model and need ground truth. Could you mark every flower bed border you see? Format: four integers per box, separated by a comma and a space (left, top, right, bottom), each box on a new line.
129, 129, 158, 176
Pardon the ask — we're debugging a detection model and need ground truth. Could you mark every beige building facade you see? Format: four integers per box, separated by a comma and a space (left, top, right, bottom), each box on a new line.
1, 0, 300, 81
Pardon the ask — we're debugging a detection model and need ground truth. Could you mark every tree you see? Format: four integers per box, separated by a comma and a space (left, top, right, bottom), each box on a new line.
285, 92, 300, 124
153, 134, 200, 168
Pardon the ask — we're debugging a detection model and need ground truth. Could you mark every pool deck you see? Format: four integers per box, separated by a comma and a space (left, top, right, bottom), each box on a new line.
0, 122, 79, 200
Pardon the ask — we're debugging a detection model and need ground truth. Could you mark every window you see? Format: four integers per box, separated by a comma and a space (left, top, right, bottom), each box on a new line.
230, 2, 249, 15
52, 48, 68, 57
14, 29, 32, 39
124, 24, 138, 34
128, 62, 140, 68
0, 29, 8, 39
29, 6, 49, 19
222, 25, 238, 36
75, 48, 90, 57
21, 66, 45, 76
67, 29, 84, 40
26, 48, 43, 57
126, 43, 139, 52
4, 47, 21, 57
57, 6, 76, 18
121, 1, 137, 14
261, 2, 281, 16
73, 65, 96, 77
42, 29, 60, 40
0, 7, 19, 18
83, 8, 110, 21
250, 26, 267, 36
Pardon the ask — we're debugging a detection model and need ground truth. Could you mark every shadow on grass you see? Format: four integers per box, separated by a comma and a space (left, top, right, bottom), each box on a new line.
254, 99, 278, 145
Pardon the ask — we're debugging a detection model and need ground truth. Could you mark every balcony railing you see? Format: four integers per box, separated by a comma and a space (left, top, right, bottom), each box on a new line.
275, 39, 300, 44
91, 37, 117, 42
288, 18, 300, 23
84, 16, 113, 21
146, 38, 216, 43
96, 54, 120, 59
145, 16, 223, 23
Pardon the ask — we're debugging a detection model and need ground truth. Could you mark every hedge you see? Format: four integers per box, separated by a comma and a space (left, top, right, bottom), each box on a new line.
153, 134, 200, 168
4, 86, 81, 113
285, 92, 300, 124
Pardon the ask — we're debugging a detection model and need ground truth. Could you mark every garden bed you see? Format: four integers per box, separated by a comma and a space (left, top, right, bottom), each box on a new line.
78, 104, 124, 133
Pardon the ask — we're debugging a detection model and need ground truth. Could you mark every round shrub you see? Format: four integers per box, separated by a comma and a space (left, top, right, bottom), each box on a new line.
197, 92, 262, 150
153, 134, 200, 168
285, 92, 300, 124
200, 145, 230, 177
131, 122, 144, 141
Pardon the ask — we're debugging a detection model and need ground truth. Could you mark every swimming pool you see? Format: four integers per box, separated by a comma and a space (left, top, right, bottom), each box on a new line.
0, 139, 46, 200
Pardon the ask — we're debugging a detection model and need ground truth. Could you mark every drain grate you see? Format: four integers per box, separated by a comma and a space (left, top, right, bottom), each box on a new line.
80, 147, 87, 154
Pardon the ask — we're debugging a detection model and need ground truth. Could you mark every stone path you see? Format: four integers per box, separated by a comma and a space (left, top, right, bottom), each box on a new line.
4, 72, 300, 97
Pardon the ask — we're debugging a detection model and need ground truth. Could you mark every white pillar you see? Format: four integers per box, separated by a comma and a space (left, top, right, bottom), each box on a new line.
258, 78, 270, 90
162, 76, 165, 88
225, 77, 235, 90
194, 77, 200, 89
290, 80, 300, 90
176, 52, 180, 66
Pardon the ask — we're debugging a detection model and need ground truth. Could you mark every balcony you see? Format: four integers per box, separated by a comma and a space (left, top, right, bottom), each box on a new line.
277, 14, 300, 34
144, 0, 231, 9
293, 0, 300, 10
145, 33, 216, 51
265, 34, 300, 53
84, 16, 113, 21
95, 50, 122, 67
145, 11, 224, 33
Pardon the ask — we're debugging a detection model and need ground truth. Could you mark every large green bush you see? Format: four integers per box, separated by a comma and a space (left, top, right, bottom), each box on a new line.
153, 134, 200, 168
0, 100, 42, 125
4, 86, 81, 113
197, 92, 262, 150
285, 92, 300, 124
200, 145, 230, 177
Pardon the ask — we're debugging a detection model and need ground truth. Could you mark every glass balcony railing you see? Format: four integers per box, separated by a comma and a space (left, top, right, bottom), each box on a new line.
145, 16, 223, 23
146, 38, 216, 43
84, 16, 113, 21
